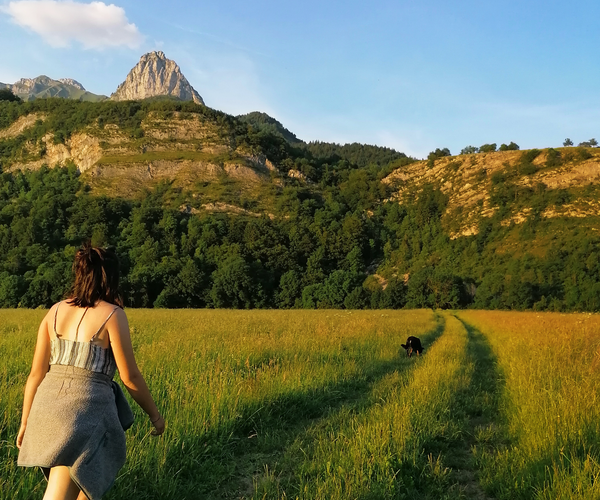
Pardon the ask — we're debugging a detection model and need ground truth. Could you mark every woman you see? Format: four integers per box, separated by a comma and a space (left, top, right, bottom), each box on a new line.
17, 244, 165, 500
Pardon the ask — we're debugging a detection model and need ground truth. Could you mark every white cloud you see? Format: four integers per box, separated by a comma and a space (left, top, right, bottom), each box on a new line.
3, 1, 143, 49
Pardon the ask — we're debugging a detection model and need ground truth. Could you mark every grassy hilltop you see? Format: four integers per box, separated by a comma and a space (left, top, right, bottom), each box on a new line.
1, 97, 600, 311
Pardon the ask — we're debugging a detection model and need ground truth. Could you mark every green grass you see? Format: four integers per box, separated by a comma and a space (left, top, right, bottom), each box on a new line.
1, 309, 599, 499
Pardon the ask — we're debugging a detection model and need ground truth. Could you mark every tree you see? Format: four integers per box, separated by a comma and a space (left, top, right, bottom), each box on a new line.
209, 256, 254, 308
344, 286, 368, 309
154, 258, 206, 308
0, 273, 27, 307
460, 146, 478, 155
427, 148, 451, 168
578, 139, 597, 147
276, 270, 302, 308
428, 148, 451, 159
499, 142, 519, 151
378, 277, 406, 309
563, 138, 573, 147
0, 89, 21, 102
479, 143, 497, 153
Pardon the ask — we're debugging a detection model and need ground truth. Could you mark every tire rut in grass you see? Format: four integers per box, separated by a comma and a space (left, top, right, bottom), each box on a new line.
443, 316, 504, 500
220, 315, 448, 499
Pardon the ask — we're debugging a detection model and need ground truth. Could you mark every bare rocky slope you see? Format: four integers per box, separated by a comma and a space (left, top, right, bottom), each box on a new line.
383, 148, 600, 238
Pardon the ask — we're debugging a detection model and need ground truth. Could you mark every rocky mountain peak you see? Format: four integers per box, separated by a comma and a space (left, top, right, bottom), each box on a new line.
13, 76, 49, 91
110, 51, 204, 105
59, 78, 85, 90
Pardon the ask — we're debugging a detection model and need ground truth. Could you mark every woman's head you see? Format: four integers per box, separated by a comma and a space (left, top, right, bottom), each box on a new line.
68, 243, 123, 308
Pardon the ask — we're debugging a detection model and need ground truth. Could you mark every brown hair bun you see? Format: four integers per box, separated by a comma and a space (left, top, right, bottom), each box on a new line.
68, 242, 123, 308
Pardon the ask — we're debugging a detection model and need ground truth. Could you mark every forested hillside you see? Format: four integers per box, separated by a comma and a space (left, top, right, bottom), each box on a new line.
1, 97, 599, 311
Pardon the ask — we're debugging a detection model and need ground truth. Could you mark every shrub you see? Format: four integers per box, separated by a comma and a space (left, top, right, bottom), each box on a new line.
491, 172, 506, 185
519, 149, 541, 175
545, 148, 562, 168
447, 160, 462, 172
576, 147, 593, 161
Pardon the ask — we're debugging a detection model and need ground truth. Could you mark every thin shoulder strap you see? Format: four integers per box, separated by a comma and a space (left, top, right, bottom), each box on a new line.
53, 301, 62, 338
74, 307, 89, 342
90, 306, 120, 342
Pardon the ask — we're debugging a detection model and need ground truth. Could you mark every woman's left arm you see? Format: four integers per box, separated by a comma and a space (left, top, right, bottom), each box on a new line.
16, 311, 51, 449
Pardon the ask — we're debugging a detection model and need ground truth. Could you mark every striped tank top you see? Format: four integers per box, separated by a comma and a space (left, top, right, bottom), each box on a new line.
49, 302, 119, 378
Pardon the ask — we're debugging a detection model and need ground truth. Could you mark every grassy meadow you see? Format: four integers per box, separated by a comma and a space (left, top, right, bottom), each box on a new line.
1, 309, 599, 499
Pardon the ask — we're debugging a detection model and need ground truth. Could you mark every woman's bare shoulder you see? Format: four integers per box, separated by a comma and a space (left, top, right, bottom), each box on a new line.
40, 301, 63, 330
102, 302, 128, 325
45, 301, 62, 319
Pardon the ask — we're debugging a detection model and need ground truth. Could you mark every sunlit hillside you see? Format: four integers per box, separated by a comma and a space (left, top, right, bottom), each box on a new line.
1, 97, 600, 311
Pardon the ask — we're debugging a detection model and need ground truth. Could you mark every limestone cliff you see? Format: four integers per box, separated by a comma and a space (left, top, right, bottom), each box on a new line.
110, 51, 204, 105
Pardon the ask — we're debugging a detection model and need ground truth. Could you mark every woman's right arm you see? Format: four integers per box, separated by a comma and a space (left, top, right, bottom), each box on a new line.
108, 309, 165, 436
17, 310, 52, 448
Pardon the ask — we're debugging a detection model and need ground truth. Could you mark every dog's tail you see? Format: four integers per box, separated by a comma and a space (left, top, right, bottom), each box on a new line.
401, 344, 407, 349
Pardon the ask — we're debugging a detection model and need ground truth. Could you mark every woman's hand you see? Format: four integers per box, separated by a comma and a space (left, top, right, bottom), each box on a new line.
150, 415, 165, 436
16, 423, 26, 449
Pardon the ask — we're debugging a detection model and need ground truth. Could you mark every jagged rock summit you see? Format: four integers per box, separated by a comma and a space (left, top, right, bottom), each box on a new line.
58, 78, 85, 90
110, 51, 204, 105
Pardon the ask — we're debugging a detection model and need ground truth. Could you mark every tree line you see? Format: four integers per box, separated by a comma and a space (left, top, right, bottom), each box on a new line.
0, 163, 599, 312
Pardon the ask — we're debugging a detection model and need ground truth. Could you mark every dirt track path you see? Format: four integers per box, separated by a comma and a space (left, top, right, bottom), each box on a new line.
444, 315, 502, 500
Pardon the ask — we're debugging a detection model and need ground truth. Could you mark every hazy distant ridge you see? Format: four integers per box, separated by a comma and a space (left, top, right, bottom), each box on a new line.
0, 75, 106, 102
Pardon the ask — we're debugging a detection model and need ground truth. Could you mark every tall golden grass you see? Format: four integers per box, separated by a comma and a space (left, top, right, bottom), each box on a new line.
1, 309, 599, 499
459, 310, 600, 499
1, 309, 438, 499
254, 314, 471, 499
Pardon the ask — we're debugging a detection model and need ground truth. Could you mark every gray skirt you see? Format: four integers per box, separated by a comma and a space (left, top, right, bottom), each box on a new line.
18, 365, 126, 500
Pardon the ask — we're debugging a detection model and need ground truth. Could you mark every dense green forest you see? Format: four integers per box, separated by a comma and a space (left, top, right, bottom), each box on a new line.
1, 97, 599, 311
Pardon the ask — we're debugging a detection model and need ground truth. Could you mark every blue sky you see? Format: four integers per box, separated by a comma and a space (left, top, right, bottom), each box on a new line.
1, 0, 599, 158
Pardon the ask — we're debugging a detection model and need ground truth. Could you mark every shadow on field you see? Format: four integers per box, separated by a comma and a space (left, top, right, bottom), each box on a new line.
423, 316, 505, 500
453, 325, 600, 500
145, 317, 447, 500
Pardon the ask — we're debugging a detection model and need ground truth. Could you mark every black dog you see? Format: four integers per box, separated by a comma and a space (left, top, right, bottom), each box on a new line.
401, 336, 423, 357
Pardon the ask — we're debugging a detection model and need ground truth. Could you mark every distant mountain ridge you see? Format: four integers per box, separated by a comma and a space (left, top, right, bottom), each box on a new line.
0, 75, 106, 102
110, 51, 204, 104
1, 51, 203, 105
